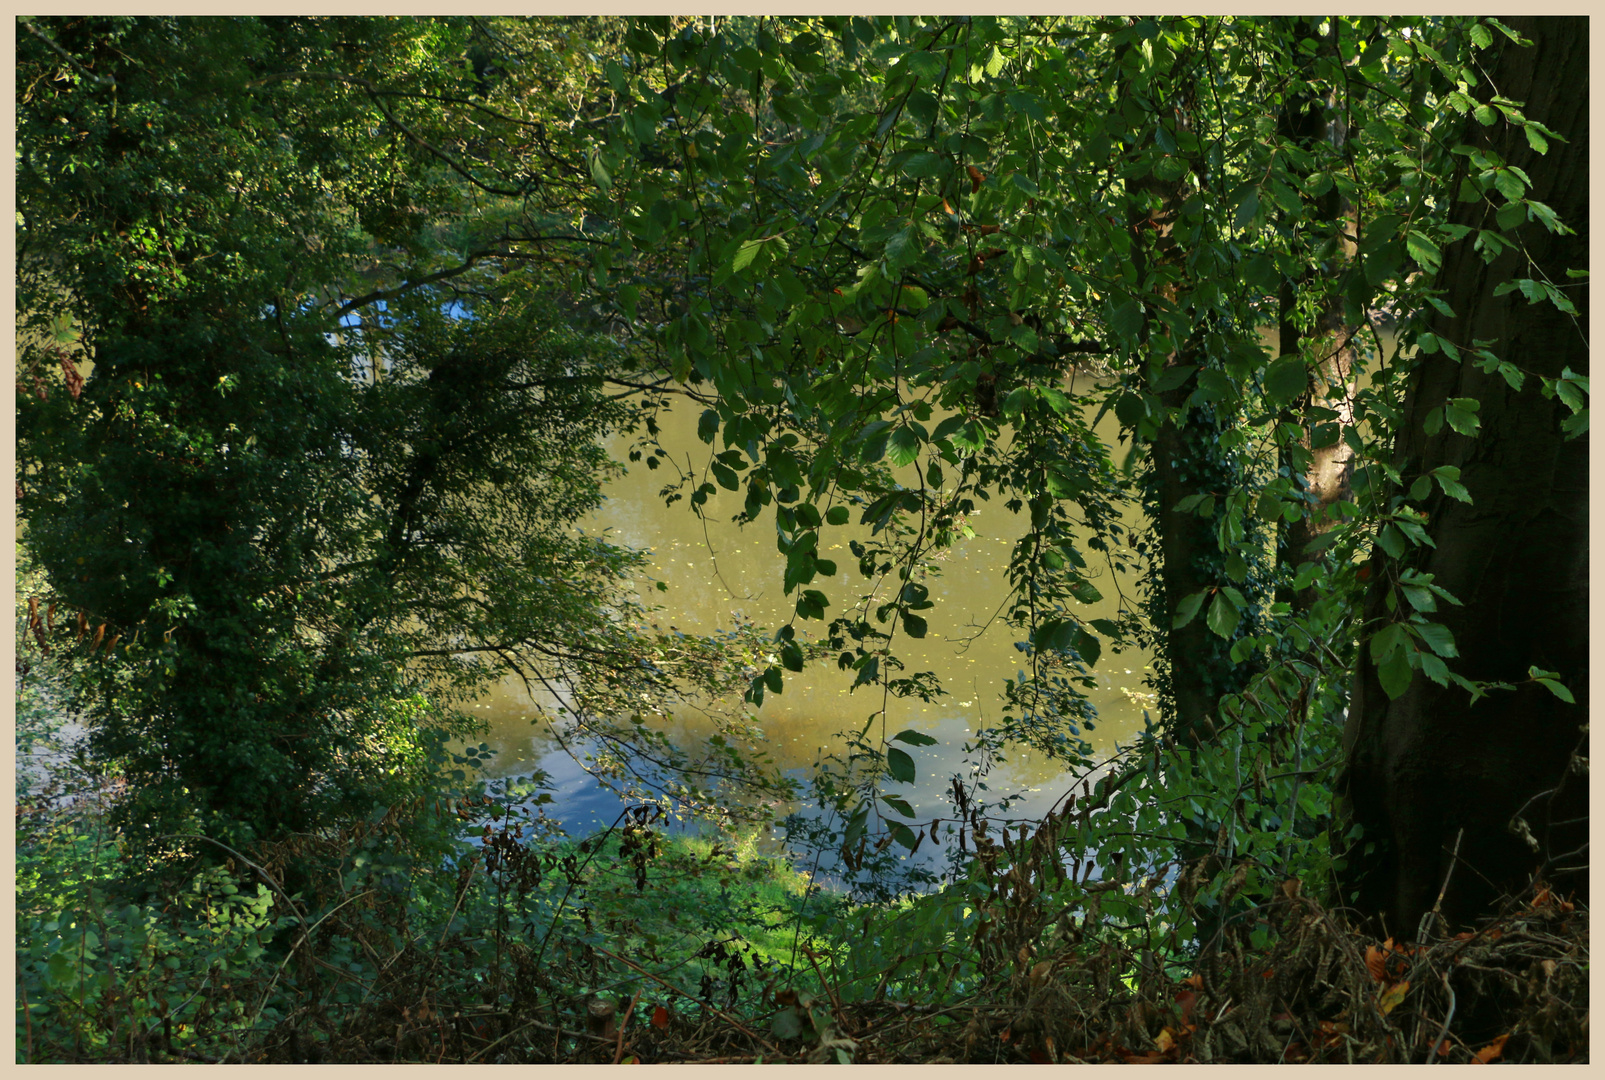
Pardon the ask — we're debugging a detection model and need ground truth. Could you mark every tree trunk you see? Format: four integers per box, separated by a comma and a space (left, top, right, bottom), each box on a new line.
1277, 17, 1360, 611
1341, 16, 1589, 936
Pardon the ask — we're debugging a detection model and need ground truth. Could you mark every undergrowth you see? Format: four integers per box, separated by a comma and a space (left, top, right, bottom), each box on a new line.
14, 543, 1587, 1064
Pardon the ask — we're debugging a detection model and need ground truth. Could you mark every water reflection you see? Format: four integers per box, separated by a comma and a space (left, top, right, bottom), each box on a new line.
466, 399, 1154, 840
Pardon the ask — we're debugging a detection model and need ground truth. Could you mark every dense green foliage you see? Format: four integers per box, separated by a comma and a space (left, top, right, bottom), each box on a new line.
16, 16, 788, 851
15, 14, 1587, 1064
576, 13, 1586, 907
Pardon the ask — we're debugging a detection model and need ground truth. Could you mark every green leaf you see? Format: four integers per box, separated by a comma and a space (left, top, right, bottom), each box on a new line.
892, 728, 939, 746
1535, 677, 1575, 704
825, 505, 850, 526
1073, 626, 1102, 666
1406, 230, 1442, 272
886, 747, 916, 784
901, 152, 948, 178
781, 641, 805, 672
589, 150, 612, 191
697, 409, 720, 444
731, 238, 766, 274
1418, 650, 1450, 686
842, 805, 869, 851
1173, 589, 1207, 629
1444, 398, 1481, 436
902, 612, 928, 638
1413, 620, 1458, 657
1070, 579, 1103, 604
1356, 38, 1389, 68
1114, 391, 1145, 428
1264, 356, 1308, 407
1109, 299, 1145, 341
1205, 590, 1241, 640
881, 794, 916, 818
1376, 524, 1406, 559
1233, 185, 1260, 230
1401, 585, 1436, 612
887, 425, 922, 468
1431, 465, 1471, 502
1377, 645, 1414, 700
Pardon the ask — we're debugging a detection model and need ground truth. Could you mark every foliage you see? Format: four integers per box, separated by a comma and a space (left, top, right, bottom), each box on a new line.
576, 12, 1586, 927
14, 763, 832, 1064
14, 15, 792, 852
13, 15, 1588, 1065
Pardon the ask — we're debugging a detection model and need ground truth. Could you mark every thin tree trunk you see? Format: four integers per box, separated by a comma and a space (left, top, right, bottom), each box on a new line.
1277, 17, 1359, 609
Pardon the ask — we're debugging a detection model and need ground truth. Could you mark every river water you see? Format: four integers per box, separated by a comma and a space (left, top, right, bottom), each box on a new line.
466, 400, 1153, 840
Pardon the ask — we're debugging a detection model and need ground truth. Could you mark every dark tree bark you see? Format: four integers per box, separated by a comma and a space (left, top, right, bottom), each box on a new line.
1341, 16, 1588, 936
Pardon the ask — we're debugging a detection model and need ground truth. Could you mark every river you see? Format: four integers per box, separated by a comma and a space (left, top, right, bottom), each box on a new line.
464, 398, 1154, 843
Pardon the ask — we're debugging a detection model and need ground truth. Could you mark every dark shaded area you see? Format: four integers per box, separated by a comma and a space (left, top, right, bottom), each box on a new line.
1342, 15, 1589, 935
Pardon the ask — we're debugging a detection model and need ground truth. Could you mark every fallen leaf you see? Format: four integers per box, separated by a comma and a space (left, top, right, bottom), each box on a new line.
1154, 1028, 1176, 1053
651, 1005, 669, 1029
1472, 1033, 1509, 1064
1378, 980, 1411, 1015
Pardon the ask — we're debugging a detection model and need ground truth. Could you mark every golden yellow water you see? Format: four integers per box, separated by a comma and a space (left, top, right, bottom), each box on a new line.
467, 399, 1154, 827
